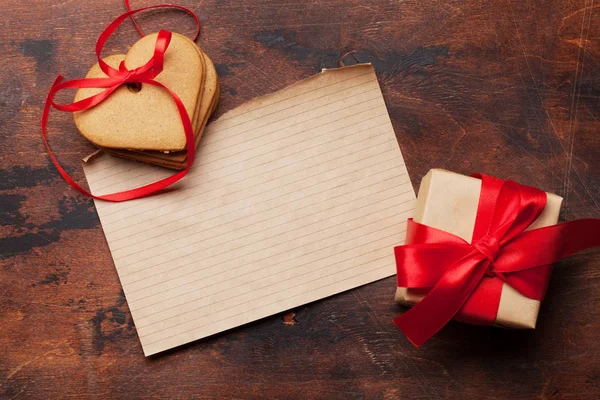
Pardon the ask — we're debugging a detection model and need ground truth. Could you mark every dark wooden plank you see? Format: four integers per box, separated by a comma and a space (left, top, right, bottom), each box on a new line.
1, 0, 599, 398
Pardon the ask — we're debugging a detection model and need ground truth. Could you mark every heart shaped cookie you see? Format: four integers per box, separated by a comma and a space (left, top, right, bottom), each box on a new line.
74, 32, 205, 151
103, 46, 220, 169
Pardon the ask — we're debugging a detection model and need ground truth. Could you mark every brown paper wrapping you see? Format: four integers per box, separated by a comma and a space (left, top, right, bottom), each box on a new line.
395, 169, 563, 329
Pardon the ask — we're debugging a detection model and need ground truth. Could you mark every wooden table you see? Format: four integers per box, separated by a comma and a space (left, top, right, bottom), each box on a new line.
1, 1, 599, 398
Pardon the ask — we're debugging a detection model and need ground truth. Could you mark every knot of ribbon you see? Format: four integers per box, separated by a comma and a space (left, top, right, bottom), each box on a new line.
42, 3, 201, 202
102, 31, 168, 82
473, 235, 500, 263
393, 173, 600, 347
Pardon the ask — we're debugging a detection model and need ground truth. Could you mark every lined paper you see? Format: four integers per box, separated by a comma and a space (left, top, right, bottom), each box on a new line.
83, 64, 415, 356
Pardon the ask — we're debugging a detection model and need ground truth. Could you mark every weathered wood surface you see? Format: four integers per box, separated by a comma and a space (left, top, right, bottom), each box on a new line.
1, 0, 599, 398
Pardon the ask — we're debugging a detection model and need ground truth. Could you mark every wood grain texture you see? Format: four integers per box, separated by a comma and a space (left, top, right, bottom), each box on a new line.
0, 0, 599, 398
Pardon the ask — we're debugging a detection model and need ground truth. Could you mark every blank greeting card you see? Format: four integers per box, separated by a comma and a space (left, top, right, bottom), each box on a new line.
83, 64, 415, 356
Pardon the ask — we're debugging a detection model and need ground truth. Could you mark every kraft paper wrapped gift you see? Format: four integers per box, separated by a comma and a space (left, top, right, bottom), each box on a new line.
395, 169, 563, 329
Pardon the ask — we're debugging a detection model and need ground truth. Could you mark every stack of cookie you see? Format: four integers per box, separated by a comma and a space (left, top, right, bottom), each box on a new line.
73, 32, 219, 169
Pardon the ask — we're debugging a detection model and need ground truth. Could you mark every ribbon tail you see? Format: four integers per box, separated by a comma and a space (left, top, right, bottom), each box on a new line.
495, 219, 600, 273
394, 252, 489, 346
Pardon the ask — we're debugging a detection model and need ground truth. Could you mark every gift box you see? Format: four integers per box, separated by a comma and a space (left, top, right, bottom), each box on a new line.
395, 169, 563, 329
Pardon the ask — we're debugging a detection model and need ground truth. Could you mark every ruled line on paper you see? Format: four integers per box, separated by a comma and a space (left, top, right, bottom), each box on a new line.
110, 148, 401, 252
117, 192, 412, 305
119, 186, 414, 284
88, 75, 378, 181
121, 192, 412, 309
122, 202, 412, 311
142, 263, 395, 353
123, 211, 408, 307
92, 88, 383, 191
131, 245, 398, 321
123, 197, 414, 299
140, 257, 397, 347
203, 77, 378, 141
92, 86, 383, 196
117, 175, 408, 277
202, 73, 376, 138
99, 114, 392, 223
89, 80, 380, 200
109, 151, 402, 256
96, 111, 390, 219
212, 71, 374, 125
106, 146, 403, 264
142, 263, 395, 351
83, 64, 416, 356
131, 222, 411, 326
138, 252, 398, 338
112, 166, 406, 271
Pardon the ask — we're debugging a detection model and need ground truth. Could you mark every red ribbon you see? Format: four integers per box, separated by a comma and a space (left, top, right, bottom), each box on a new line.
42, 3, 200, 202
393, 173, 600, 347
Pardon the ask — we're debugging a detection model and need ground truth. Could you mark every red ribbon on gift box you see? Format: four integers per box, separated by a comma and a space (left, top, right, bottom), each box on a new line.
42, 2, 200, 202
393, 173, 600, 347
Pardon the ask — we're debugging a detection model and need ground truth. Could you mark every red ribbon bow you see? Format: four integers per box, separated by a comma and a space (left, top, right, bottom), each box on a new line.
42, 3, 200, 202
393, 173, 600, 347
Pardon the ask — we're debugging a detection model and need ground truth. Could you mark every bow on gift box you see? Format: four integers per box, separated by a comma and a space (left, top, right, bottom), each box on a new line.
393, 173, 600, 347
42, 3, 200, 202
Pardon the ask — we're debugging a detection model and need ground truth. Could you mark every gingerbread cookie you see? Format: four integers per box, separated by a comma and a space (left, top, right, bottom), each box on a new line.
103, 48, 220, 169
74, 32, 205, 151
